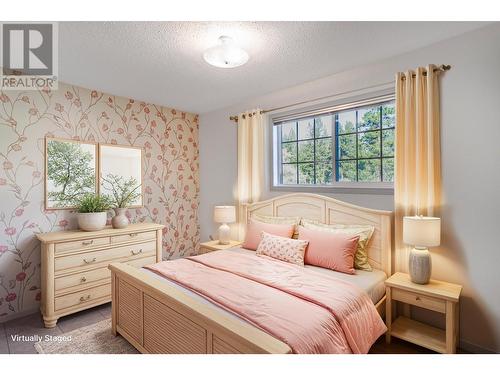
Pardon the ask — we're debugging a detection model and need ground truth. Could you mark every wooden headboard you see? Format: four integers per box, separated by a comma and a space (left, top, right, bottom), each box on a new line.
241, 193, 392, 276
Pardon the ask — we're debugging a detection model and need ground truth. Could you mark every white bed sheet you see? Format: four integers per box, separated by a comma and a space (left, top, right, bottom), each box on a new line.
139, 247, 386, 318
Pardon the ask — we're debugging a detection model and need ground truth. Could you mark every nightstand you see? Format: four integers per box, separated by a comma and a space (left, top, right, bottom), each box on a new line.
385, 272, 462, 354
198, 240, 242, 255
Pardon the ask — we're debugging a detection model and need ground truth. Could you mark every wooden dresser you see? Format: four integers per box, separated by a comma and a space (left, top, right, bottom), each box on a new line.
37, 223, 164, 328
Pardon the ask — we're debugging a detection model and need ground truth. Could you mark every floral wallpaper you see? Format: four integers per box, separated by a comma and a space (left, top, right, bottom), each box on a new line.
0, 82, 199, 321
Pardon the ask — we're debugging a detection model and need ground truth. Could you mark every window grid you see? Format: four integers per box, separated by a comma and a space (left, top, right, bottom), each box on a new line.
278, 100, 395, 185
379, 106, 383, 180
295, 122, 299, 183
281, 135, 331, 144
335, 107, 395, 182
279, 120, 331, 185
355, 110, 359, 181
313, 119, 316, 184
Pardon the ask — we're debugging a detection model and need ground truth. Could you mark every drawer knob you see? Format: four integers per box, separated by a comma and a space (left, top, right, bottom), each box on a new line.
79, 295, 91, 302
131, 249, 143, 255
129, 233, 138, 237
82, 240, 94, 246
80, 276, 87, 283
83, 257, 97, 264
415, 296, 421, 301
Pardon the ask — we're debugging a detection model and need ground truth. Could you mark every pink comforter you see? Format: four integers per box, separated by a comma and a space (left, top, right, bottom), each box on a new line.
145, 250, 386, 354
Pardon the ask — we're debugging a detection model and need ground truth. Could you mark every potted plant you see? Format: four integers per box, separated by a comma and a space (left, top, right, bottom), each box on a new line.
76, 194, 111, 231
102, 174, 142, 229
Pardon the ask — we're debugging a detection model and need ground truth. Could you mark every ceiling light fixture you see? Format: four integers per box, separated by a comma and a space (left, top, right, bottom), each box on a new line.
203, 36, 249, 68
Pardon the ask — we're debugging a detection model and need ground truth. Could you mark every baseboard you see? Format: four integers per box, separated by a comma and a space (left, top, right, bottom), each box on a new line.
0, 306, 40, 324
459, 338, 497, 354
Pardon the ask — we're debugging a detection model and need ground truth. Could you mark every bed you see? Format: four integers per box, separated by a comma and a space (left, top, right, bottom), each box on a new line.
108, 193, 392, 354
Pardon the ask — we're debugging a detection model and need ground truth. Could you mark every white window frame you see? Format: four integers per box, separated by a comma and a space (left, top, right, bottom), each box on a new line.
270, 93, 395, 195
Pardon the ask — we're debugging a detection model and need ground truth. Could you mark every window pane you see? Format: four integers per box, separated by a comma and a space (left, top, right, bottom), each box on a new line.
282, 164, 297, 184
298, 140, 314, 162
298, 163, 315, 184
281, 122, 297, 142
275, 99, 395, 188
316, 162, 333, 184
298, 118, 314, 140
281, 142, 297, 163
315, 116, 332, 137
382, 102, 395, 128
358, 159, 381, 182
382, 158, 394, 182
358, 106, 381, 131
337, 134, 356, 160
337, 110, 356, 134
358, 131, 381, 158
315, 138, 332, 162
337, 160, 356, 182
382, 129, 395, 156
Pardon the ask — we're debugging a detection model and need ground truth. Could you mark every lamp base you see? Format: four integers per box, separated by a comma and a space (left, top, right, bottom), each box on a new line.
409, 247, 431, 284
218, 223, 231, 245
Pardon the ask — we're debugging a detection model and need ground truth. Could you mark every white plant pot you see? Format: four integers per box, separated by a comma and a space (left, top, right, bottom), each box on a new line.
77, 212, 108, 232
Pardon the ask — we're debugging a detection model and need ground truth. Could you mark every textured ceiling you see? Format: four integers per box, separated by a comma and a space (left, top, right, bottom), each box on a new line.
59, 22, 488, 114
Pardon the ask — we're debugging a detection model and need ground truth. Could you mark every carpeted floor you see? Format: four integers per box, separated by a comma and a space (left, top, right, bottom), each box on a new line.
34, 319, 138, 354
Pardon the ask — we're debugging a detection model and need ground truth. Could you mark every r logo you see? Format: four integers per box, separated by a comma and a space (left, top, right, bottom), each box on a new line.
2, 23, 53, 75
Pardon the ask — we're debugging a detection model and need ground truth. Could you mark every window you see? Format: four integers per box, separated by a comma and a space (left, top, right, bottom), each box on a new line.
273, 97, 395, 188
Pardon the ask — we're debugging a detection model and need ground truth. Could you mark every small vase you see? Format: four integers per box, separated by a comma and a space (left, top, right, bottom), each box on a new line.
112, 208, 129, 229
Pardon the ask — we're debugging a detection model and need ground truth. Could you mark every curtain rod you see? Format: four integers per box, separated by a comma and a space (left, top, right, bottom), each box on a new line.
229, 64, 451, 122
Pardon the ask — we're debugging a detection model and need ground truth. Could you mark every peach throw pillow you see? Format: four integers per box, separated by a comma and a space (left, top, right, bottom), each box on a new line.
256, 232, 309, 266
241, 220, 295, 251
300, 219, 374, 271
299, 226, 360, 274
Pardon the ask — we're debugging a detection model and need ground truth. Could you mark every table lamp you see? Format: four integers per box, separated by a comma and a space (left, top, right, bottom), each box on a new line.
403, 215, 441, 284
213, 206, 236, 245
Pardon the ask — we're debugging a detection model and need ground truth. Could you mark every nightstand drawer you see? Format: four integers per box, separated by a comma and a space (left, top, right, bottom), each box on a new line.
392, 288, 446, 313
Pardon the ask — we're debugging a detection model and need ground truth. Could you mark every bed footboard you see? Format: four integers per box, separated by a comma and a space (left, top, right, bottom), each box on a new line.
109, 262, 292, 354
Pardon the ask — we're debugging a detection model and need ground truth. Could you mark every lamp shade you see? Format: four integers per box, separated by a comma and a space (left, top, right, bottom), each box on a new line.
213, 206, 236, 224
403, 216, 441, 247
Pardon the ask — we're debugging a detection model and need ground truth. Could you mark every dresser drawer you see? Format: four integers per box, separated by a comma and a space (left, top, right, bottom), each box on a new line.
55, 241, 157, 272
111, 231, 156, 244
55, 237, 110, 254
55, 284, 111, 311
392, 288, 446, 313
55, 266, 111, 292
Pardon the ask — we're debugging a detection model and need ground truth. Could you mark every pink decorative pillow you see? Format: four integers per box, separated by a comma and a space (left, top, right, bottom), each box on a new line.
299, 226, 359, 274
256, 232, 308, 266
242, 220, 295, 251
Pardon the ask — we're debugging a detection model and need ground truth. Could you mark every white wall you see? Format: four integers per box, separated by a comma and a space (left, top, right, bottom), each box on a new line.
199, 23, 500, 352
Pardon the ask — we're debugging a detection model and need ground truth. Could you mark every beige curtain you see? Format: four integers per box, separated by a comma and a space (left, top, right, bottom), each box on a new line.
394, 65, 442, 272
237, 109, 264, 238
